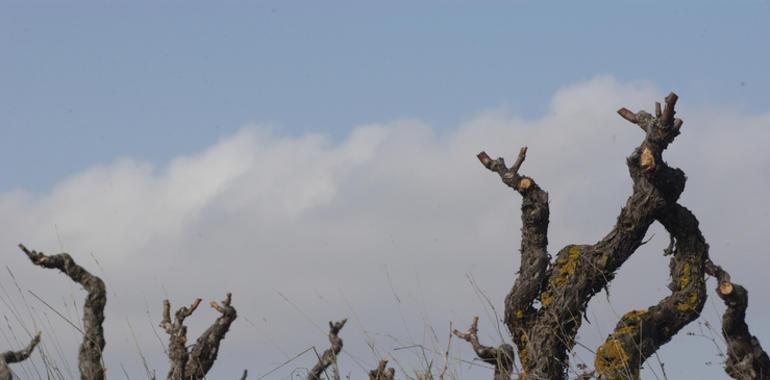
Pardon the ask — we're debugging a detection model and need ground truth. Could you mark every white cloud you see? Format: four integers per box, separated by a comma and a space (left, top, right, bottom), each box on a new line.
1, 76, 768, 379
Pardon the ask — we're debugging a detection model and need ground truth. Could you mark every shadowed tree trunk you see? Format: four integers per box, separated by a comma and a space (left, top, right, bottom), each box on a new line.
462, 94, 768, 379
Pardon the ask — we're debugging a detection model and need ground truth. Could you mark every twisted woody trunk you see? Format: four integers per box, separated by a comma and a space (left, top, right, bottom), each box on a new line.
462, 94, 769, 379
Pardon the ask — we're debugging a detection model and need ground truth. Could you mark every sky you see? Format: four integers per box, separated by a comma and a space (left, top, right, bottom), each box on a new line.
1, 1, 769, 379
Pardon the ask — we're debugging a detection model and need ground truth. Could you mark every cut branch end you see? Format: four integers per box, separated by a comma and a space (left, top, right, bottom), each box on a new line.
662, 92, 679, 126
477, 151, 493, 169
617, 108, 639, 124
719, 281, 734, 296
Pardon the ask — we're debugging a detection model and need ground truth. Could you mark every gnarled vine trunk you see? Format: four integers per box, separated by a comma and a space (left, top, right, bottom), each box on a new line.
16, 245, 237, 380
463, 94, 769, 380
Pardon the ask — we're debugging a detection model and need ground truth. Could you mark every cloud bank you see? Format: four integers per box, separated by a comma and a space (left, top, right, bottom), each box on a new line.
1, 76, 768, 379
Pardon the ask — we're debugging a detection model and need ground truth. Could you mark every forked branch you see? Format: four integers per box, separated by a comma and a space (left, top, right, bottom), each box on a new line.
161, 297, 201, 380
453, 317, 514, 380
185, 293, 238, 378
0, 332, 41, 380
307, 319, 347, 380
368, 360, 395, 380
473, 93, 705, 379
161, 294, 237, 380
477, 147, 550, 347
596, 204, 709, 379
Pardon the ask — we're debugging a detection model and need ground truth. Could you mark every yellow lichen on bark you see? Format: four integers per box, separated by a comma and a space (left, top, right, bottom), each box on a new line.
595, 339, 637, 379
595, 309, 647, 379
621, 309, 647, 321
678, 262, 691, 290
553, 246, 581, 288
676, 291, 699, 312
540, 291, 553, 307
518, 348, 529, 372
539, 247, 581, 308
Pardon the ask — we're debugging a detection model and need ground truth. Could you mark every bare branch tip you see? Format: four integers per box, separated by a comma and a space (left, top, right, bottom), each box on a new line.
477, 151, 492, 167
18, 243, 34, 257
617, 107, 639, 124
661, 92, 679, 125
510, 146, 528, 175
329, 318, 347, 333
30, 331, 42, 347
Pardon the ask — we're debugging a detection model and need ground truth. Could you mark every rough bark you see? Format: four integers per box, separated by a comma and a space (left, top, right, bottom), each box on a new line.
469, 93, 759, 379
453, 317, 515, 380
307, 319, 347, 380
705, 261, 770, 379
0, 332, 41, 380
477, 146, 550, 361
19, 244, 106, 380
595, 204, 708, 379
185, 293, 238, 378
160, 297, 202, 380
160, 294, 237, 380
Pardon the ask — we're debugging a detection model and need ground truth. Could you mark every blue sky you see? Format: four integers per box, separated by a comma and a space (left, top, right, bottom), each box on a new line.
2, 2, 770, 379
2, 1, 769, 191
